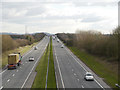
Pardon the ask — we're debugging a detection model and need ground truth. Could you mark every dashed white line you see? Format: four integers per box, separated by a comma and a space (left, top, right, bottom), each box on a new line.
12, 74, 15, 76
74, 73, 76, 76
7, 79, 10, 82
0, 86, 3, 89
64, 47, 105, 89
17, 70, 18, 72
21, 42, 48, 89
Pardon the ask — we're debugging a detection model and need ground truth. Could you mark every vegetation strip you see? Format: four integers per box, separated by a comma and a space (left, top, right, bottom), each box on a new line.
32, 37, 56, 88
47, 37, 56, 88
67, 46, 118, 88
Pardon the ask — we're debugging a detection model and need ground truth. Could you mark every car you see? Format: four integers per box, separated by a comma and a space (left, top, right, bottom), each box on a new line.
34, 46, 38, 50
84, 72, 94, 81
29, 57, 34, 61
61, 45, 64, 48
57, 39, 59, 42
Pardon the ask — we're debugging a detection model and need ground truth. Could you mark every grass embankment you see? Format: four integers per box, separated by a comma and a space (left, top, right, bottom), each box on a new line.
47, 37, 56, 88
68, 46, 118, 88
1, 42, 38, 68
32, 37, 56, 88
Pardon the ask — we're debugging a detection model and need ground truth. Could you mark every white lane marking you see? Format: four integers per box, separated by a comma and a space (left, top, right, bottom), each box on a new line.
72, 69, 74, 72
21, 42, 48, 89
0, 69, 7, 74
77, 79, 79, 81
0, 86, 3, 89
82, 85, 84, 88
94, 79, 104, 89
65, 48, 87, 72
20, 67, 21, 68
7, 79, 10, 82
64, 46, 105, 89
12, 74, 15, 76
54, 46, 65, 88
74, 73, 76, 76
55, 72, 59, 88
17, 70, 18, 72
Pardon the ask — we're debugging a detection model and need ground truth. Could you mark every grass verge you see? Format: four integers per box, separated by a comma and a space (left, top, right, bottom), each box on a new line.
68, 46, 118, 88
32, 44, 49, 88
1, 42, 38, 68
47, 37, 56, 88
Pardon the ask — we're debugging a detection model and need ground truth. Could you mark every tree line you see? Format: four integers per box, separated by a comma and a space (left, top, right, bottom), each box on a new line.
1, 33, 45, 52
57, 27, 119, 61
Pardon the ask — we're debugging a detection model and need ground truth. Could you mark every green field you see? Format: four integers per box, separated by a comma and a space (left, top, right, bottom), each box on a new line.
1, 42, 38, 68
68, 46, 118, 88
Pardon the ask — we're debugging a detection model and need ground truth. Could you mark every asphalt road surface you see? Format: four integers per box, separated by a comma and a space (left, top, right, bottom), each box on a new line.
53, 38, 110, 89
1, 36, 49, 89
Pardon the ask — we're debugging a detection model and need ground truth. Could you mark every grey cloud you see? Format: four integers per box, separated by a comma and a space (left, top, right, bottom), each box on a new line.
25, 6, 46, 16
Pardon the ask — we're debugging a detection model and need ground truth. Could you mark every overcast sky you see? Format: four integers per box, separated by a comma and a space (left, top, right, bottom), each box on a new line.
0, 0, 119, 34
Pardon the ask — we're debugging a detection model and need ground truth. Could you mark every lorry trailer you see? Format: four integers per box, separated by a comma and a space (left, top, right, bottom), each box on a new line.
8, 54, 22, 69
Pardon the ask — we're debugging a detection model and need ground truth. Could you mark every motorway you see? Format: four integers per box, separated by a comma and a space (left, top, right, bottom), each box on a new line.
53, 38, 110, 89
0, 36, 110, 89
1, 36, 49, 89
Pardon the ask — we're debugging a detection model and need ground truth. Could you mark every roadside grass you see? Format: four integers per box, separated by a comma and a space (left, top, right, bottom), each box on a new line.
32, 44, 49, 88
47, 37, 56, 88
1, 42, 38, 68
68, 46, 118, 88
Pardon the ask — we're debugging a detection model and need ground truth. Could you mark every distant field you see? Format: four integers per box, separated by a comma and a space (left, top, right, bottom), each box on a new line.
68, 46, 118, 88
1, 42, 38, 68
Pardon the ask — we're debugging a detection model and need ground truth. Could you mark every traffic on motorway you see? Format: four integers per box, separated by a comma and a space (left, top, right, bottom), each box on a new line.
0, 36, 111, 89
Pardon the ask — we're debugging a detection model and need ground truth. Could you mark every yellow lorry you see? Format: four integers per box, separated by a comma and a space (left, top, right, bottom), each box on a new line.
8, 53, 22, 69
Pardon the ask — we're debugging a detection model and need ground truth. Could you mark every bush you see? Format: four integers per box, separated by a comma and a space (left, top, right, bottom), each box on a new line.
2, 35, 19, 52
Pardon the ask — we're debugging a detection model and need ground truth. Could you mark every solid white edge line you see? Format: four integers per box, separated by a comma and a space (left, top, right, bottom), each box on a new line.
20, 41, 48, 89
0, 86, 3, 89
55, 71, 59, 89
82, 85, 84, 88
54, 45, 65, 88
64, 46, 105, 89
0, 69, 7, 74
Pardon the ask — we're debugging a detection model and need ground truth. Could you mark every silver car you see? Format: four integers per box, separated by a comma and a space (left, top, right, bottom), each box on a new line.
29, 57, 34, 61
84, 72, 94, 81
